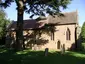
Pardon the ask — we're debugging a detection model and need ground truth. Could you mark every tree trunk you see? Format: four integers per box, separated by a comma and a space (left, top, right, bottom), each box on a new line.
15, 0, 24, 50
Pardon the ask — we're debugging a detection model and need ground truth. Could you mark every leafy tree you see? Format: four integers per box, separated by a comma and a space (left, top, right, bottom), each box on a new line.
81, 22, 85, 51
0, 9, 10, 45
81, 22, 85, 42
0, 9, 6, 38
0, 9, 6, 19
0, 0, 72, 50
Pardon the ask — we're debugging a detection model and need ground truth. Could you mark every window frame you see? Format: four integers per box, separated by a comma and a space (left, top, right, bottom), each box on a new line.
66, 28, 71, 40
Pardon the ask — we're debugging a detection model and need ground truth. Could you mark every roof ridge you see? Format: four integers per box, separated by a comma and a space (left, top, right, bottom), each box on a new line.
61, 10, 78, 14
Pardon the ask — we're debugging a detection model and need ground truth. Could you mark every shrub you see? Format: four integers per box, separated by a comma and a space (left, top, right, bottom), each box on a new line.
81, 43, 85, 51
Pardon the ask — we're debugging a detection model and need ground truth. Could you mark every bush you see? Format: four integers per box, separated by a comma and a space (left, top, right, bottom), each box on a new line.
81, 43, 85, 51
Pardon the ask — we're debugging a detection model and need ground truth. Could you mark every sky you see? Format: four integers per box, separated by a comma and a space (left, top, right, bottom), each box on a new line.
4, 0, 85, 27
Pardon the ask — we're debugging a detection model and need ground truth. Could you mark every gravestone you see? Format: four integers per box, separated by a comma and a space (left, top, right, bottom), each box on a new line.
44, 48, 49, 56
61, 44, 65, 54
34, 44, 37, 51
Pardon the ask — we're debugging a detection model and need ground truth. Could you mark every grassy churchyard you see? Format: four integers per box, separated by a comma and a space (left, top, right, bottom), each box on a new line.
0, 47, 85, 64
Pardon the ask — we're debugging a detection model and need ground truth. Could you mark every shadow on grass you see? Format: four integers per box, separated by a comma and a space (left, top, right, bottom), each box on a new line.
0, 49, 85, 64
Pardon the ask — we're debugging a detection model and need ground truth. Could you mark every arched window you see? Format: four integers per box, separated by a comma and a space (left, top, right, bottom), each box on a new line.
66, 28, 71, 40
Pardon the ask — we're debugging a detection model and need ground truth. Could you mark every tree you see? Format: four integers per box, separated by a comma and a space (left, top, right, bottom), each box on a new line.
81, 22, 85, 51
0, 0, 72, 50
0, 9, 6, 38
0, 9, 10, 44
81, 22, 85, 42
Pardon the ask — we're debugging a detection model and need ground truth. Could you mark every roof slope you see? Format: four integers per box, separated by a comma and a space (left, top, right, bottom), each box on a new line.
7, 20, 46, 30
7, 11, 78, 30
47, 11, 78, 24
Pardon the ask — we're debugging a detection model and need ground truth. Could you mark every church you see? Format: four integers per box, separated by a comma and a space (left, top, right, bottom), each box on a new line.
6, 10, 81, 50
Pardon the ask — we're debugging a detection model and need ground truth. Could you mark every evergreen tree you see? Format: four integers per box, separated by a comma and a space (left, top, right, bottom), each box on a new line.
81, 22, 85, 42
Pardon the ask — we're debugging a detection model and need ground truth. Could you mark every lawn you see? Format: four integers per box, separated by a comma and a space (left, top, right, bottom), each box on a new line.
0, 48, 85, 64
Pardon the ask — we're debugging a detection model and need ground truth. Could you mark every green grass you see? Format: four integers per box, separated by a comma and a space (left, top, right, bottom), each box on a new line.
0, 48, 85, 64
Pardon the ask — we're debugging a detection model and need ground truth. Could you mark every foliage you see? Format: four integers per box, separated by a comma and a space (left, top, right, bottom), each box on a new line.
0, 9, 10, 45
0, 9, 10, 38
81, 22, 85, 42
81, 43, 85, 51
0, 0, 72, 18
0, 9, 6, 19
